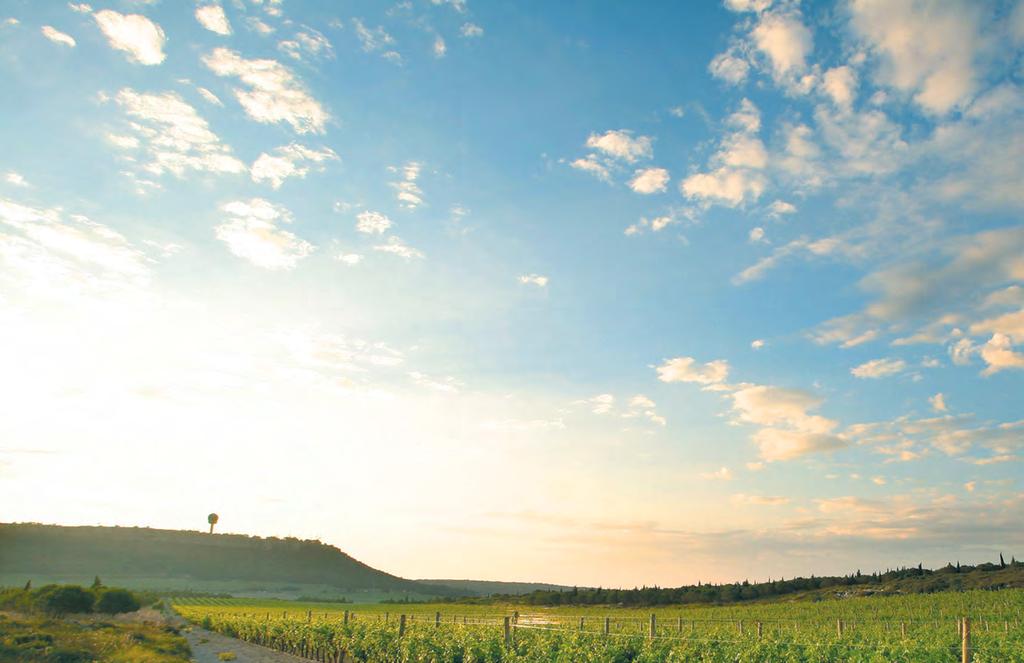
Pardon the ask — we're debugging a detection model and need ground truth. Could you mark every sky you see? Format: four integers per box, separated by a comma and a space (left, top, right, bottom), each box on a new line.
0, 0, 1023, 588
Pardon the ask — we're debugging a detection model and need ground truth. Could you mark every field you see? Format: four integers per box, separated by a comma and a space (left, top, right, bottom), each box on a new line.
0, 610, 191, 663
173, 590, 1024, 662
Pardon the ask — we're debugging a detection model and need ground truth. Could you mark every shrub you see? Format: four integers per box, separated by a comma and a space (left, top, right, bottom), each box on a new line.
95, 588, 140, 614
33, 585, 95, 616
217, 652, 237, 661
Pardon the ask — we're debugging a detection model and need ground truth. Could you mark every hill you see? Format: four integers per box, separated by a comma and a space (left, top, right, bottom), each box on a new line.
0, 523, 459, 600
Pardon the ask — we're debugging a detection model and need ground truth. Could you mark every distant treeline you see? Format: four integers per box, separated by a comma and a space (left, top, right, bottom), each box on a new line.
478, 559, 1024, 607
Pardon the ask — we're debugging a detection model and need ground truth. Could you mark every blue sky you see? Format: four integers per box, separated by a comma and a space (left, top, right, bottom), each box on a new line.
1, 0, 1023, 587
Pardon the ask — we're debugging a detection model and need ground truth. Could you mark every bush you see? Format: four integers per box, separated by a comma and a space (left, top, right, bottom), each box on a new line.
33, 585, 95, 616
94, 588, 140, 614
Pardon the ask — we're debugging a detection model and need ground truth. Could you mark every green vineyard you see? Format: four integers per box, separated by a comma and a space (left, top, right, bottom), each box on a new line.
173, 591, 1024, 662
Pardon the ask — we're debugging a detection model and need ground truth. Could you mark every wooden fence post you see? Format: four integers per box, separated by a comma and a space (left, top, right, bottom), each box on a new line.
398, 614, 406, 637
677, 616, 682, 633
578, 617, 585, 631
962, 617, 971, 663
900, 621, 906, 638
837, 618, 843, 638
649, 614, 656, 641
435, 612, 441, 627
513, 611, 519, 625
343, 611, 349, 626
504, 616, 511, 649
757, 622, 763, 639
738, 620, 744, 636
604, 617, 610, 635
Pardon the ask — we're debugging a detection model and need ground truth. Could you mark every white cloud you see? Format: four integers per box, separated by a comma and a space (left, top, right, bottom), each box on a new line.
751, 339, 765, 349
335, 252, 362, 266
709, 49, 749, 85
68, 3, 92, 13
628, 167, 669, 194
570, 156, 610, 182
250, 144, 338, 189
195, 5, 231, 36
94, 10, 166, 65
246, 17, 274, 35
41, 26, 76, 47
390, 161, 424, 209
849, 0, 985, 113
681, 168, 766, 208
586, 393, 615, 414
624, 215, 675, 236
202, 48, 329, 134
585, 130, 653, 163
979, 333, 1024, 375
750, 10, 812, 80
748, 227, 765, 243
656, 357, 729, 385
700, 467, 734, 481
351, 17, 397, 59
767, 200, 796, 217
822, 65, 857, 107
681, 99, 768, 208
373, 236, 423, 259
4, 172, 28, 187
433, 35, 446, 58
196, 87, 223, 106
851, 357, 906, 379
112, 88, 246, 179
460, 23, 483, 38
518, 274, 548, 287
724, 0, 772, 12
731, 493, 789, 506
734, 236, 842, 285
929, 393, 947, 412
278, 28, 333, 61
0, 197, 150, 301
356, 211, 392, 235
215, 199, 314, 270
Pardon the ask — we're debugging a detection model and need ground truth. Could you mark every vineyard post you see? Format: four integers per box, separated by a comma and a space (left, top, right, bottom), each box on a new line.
399, 614, 406, 637
343, 611, 349, 626
307, 610, 312, 623
385, 612, 389, 623
513, 611, 519, 625
962, 617, 970, 663
604, 617, 610, 636
435, 612, 441, 627
900, 621, 906, 639
738, 620, 744, 636
649, 614, 656, 641
579, 617, 584, 631
756, 622, 762, 639
504, 616, 511, 649
837, 618, 843, 638
677, 616, 682, 634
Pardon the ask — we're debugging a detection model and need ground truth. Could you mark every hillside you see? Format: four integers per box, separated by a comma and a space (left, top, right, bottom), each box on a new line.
0, 523, 459, 599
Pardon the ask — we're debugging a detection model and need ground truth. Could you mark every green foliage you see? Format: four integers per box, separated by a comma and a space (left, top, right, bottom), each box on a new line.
94, 588, 140, 614
175, 589, 1024, 663
216, 652, 236, 661
32, 586, 94, 616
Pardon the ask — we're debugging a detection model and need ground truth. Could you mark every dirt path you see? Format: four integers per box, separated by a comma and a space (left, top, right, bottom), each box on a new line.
180, 623, 310, 663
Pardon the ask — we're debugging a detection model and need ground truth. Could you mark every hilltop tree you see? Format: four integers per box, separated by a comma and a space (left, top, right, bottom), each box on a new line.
207, 513, 219, 534
92, 575, 102, 589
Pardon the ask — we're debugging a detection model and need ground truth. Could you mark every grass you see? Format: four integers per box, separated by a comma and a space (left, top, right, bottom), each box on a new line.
0, 611, 191, 662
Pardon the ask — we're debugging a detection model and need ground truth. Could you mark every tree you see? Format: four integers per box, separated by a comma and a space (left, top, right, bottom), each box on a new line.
92, 576, 103, 589
208, 513, 219, 534
23, 580, 31, 591
34, 585, 94, 616
1000, 553, 1006, 569
95, 588, 140, 614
